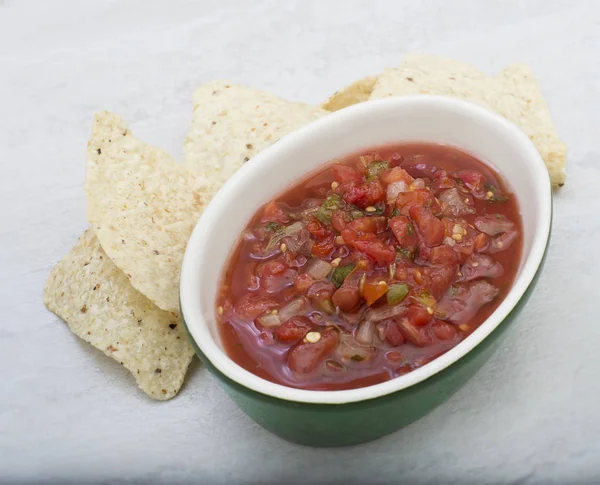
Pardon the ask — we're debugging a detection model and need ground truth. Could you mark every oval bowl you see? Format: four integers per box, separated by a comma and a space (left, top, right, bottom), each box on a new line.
180, 96, 552, 447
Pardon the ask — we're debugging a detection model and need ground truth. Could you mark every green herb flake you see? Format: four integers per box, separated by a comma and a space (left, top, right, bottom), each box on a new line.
387, 283, 409, 305
395, 247, 414, 260
350, 209, 364, 219
315, 193, 345, 224
265, 222, 282, 231
366, 160, 389, 181
484, 183, 509, 203
407, 223, 414, 236
392, 208, 400, 217
330, 263, 355, 288
350, 354, 365, 362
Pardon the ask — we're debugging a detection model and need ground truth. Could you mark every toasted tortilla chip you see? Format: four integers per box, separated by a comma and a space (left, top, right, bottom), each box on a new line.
370, 54, 567, 185
86, 111, 205, 312
44, 230, 195, 400
183, 81, 326, 197
321, 76, 378, 112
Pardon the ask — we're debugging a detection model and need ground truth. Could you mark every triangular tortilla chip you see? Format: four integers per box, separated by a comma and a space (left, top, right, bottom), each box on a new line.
320, 76, 378, 112
86, 111, 205, 312
183, 81, 326, 198
44, 230, 195, 400
370, 54, 567, 186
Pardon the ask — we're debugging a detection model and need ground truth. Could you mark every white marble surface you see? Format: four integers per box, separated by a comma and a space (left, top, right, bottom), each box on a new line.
1, 0, 599, 483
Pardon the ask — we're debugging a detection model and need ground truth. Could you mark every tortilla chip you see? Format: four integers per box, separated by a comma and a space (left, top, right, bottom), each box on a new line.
86, 111, 205, 313
183, 81, 326, 198
320, 76, 378, 112
370, 54, 567, 186
44, 230, 195, 400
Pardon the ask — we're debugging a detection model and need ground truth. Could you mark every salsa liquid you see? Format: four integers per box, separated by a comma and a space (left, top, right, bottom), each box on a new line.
215, 143, 522, 390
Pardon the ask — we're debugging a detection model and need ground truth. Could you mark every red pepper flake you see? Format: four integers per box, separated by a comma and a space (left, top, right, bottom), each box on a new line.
80, 304, 87, 313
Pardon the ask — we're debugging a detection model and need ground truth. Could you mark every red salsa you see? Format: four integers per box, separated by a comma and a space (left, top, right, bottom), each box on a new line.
216, 143, 522, 390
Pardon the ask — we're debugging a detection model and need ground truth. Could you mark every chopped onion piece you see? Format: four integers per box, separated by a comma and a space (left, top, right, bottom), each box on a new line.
306, 258, 333, 280
279, 296, 308, 321
355, 320, 375, 345
386, 180, 408, 205
364, 303, 408, 323
265, 222, 304, 250
335, 335, 376, 364
256, 312, 281, 327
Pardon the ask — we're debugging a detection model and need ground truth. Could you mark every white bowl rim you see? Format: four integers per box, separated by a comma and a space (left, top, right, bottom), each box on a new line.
180, 95, 552, 405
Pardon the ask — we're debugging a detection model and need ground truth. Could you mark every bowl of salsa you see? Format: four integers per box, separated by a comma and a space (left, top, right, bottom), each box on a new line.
180, 96, 551, 446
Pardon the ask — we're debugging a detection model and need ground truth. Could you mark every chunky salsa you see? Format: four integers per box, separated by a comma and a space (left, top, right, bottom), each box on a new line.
216, 143, 522, 390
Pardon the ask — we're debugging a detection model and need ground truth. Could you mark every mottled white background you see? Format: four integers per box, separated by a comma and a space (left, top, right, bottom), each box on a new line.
1, 0, 599, 483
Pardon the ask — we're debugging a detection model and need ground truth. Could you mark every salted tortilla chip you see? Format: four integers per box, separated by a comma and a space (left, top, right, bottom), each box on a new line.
86, 111, 205, 312
320, 76, 378, 112
183, 81, 326, 197
44, 230, 195, 400
370, 54, 567, 186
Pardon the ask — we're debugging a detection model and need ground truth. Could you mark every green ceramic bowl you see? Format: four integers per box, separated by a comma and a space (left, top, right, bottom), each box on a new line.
180, 96, 552, 447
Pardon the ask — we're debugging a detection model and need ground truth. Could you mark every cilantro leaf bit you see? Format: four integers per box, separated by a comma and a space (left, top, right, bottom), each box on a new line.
315, 194, 345, 224
366, 160, 390, 181
330, 263, 355, 288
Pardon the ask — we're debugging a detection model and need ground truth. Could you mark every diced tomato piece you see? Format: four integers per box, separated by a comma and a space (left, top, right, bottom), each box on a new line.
402, 163, 439, 179
347, 216, 387, 235
398, 319, 433, 347
260, 201, 290, 224
293, 273, 314, 292
454, 169, 487, 199
288, 327, 339, 374
431, 170, 458, 194
407, 304, 432, 327
256, 258, 296, 293
307, 280, 336, 312
425, 244, 459, 266
332, 286, 361, 312
389, 215, 418, 249
256, 259, 288, 278
350, 237, 396, 265
432, 320, 458, 340
341, 180, 385, 208
384, 321, 405, 346
275, 316, 313, 343
331, 210, 352, 233
380, 166, 413, 185
409, 206, 445, 247
332, 164, 363, 184
423, 265, 458, 299
389, 153, 405, 166
306, 216, 329, 240
234, 294, 278, 321
362, 279, 388, 306
395, 189, 442, 216
311, 234, 335, 258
